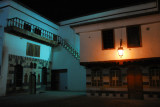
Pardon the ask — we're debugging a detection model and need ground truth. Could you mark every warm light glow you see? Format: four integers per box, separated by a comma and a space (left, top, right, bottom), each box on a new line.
118, 47, 124, 57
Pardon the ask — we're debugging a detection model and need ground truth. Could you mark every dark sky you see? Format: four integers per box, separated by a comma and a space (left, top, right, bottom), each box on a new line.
15, 0, 155, 23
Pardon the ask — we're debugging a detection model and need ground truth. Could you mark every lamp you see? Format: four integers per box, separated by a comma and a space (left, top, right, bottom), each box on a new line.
118, 39, 124, 57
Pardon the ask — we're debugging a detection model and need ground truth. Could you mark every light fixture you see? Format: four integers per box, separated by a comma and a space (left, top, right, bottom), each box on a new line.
118, 39, 124, 57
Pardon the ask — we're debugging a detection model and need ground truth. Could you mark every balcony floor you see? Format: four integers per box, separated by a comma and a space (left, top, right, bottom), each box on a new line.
5, 26, 58, 46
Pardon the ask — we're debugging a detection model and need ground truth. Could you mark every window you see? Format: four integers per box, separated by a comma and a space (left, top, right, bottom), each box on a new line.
127, 25, 141, 47
91, 71, 103, 87
149, 67, 160, 87
26, 43, 40, 57
109, 68, 122, 87
102, 29, 114, 49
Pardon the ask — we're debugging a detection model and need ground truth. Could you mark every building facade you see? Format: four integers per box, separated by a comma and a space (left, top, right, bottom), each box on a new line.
0, 0, 86, 96
60, 1, 160, 99
1, 0, 160, 100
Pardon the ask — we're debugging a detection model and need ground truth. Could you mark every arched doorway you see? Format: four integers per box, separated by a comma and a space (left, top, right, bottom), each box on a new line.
127, 66, 143, 99
14, 65, 23, 89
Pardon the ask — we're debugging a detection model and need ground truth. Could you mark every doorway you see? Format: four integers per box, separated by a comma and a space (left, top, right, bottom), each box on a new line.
127, 66, 143, 99
14, 65, 23, 88
42, 67, 47, 85
51, 69, 67, 91
29, 73, 36, 94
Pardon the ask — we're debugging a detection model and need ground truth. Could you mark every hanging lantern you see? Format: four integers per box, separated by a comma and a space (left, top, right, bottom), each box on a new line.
118, 47, 124, 57
118, 39, 124, 57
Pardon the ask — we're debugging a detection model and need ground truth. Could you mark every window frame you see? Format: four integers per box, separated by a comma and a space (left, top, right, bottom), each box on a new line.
109, 68, 122, 87
149, 67, 160, 87
26, 43, 40, 57
91, 71, 103, 87
102, 29, 115, 50
126, 25, 142, 48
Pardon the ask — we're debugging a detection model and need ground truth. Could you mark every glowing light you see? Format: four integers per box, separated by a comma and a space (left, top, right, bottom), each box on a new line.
118, 47, 124, 57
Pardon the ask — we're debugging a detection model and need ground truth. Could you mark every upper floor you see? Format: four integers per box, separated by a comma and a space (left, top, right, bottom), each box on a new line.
0, 0, 80, 60
70, 0, 160, 63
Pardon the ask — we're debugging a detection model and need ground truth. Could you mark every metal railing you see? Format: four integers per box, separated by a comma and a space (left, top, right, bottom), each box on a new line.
7, 17, 55, 40
7, 17, 80, 60
57, 36, 80, 59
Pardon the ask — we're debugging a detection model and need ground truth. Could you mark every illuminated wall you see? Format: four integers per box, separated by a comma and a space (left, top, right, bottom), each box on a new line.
73, 14, 160, 62
52, 25, 86, 91
0, 0, 58, 96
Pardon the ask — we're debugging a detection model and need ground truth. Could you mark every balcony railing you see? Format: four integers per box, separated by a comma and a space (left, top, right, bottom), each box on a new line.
6, 17, 80, 60
7, 17, 55, 40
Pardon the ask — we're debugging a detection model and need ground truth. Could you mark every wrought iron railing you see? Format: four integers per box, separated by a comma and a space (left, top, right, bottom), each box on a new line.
7, 17, 80, 60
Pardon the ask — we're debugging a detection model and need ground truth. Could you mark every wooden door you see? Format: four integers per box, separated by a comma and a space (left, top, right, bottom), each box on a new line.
127, 67, 143, 99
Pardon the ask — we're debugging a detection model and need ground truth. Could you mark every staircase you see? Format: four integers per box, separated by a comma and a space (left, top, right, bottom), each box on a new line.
56, 36, 80, 60
6, 17, 80, 60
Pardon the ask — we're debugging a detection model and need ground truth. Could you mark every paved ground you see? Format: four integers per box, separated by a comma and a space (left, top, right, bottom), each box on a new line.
0, 91, 160, 107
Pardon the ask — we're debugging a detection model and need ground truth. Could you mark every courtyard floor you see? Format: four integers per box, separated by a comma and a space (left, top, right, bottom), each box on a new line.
0, 91, 160, 107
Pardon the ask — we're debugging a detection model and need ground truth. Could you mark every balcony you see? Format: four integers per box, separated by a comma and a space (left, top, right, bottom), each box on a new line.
5, 17, 58, 46
5, 17, 80, 60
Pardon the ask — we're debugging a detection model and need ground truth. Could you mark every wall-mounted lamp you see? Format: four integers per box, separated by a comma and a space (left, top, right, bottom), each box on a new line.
118, 39, 124, 57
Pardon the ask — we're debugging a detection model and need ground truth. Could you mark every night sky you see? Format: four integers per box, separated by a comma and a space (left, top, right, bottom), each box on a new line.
15, 0, 155, 23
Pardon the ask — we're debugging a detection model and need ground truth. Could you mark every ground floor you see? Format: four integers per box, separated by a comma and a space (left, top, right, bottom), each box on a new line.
6, 54, 51, 94
6, 54, 70, 95
84, 59, 160, 100
0, 91, 160, 107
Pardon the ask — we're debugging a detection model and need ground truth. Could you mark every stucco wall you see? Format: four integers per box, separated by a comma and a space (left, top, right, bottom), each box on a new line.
52, 25, 86, 91
78, 14, 160, 62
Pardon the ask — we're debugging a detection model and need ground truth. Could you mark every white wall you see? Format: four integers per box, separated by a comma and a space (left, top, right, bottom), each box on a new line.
4, 33, 52, 60
0, 0, 59, 96
52, 26, 86, 91
75, 14, 160, 62
0, 33, 52, 96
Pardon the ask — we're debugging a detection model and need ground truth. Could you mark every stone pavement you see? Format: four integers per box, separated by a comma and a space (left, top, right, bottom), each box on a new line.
0, 91, 160, 107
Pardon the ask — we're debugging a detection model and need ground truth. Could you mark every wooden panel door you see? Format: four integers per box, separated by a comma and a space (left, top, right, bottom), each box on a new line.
127, 67, 143, 99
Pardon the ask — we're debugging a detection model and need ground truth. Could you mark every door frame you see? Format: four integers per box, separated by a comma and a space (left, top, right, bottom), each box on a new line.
51, 69, 67, 90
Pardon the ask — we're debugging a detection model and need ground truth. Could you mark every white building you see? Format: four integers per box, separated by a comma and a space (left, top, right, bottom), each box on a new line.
0, 0, 86, 96
60, 0, 160, 99
1, 0, 160, 100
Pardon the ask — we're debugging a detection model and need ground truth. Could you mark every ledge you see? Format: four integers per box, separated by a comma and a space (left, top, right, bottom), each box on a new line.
5, 26, 58, 46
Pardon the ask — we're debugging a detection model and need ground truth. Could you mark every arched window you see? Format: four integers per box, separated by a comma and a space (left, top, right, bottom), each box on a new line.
149, 67, 160, 87
91, 71, 103, 87
109, 68, 122, 87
